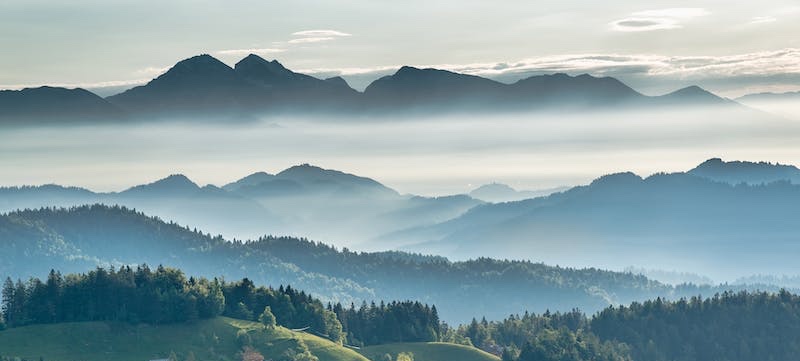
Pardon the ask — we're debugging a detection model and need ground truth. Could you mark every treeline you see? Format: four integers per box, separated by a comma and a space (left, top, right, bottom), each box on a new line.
332, 301, 441, 346
0, 266, 441, 347
449, 310, 630, 361
591, 290, 800, 361
1, 266, 224, 326
219, 278, 343, 343
453, 290, 800, 361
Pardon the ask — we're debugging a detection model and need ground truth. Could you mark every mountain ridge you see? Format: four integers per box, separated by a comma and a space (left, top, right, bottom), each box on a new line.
1, 53, 737, 122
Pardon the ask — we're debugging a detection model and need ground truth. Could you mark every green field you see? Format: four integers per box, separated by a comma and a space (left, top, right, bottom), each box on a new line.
0, 317, 369, 361
358, 342, 500, 361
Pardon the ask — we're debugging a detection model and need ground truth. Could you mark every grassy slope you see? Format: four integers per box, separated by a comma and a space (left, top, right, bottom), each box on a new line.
358, 342, 500, 361
0, 317, 369, 361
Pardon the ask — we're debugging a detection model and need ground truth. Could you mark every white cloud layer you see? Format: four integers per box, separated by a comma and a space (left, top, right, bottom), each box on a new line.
611, 7, 710, 32
750, 16, 777, 24
292, 30, 351, 37
287, 37, 335, 44
302, 48, 800, 80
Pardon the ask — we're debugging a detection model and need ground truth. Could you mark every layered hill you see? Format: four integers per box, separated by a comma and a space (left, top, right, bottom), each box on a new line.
0, 164, 479, 244
387, 159, 800, 279
2, 204, 771, 324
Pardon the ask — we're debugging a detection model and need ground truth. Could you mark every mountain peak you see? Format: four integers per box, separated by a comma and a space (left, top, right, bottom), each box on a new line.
324, 76, 351, 88
689, 158, 800, 185
122, 174, 200, 195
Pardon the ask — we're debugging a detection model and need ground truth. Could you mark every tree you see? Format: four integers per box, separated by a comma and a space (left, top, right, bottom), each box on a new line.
259, 306, 277, 330
396, 352, 414, 361
1, 278, 13, 326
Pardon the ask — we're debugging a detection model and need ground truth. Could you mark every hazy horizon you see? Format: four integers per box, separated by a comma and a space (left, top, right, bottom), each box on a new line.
0, 108, 796, 196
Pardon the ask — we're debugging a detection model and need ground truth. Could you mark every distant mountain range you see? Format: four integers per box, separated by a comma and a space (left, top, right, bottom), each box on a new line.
381, 158, 800, 279
469, 183, 570, 203
0, 163, 481, 245
737, 90, 800, 102
0, 54, 736, 123
3, 157, 800, 280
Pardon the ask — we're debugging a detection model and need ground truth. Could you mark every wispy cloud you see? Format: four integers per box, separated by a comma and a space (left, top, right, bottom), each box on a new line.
216, 48, 287, 56
299, 48, 800, 94
292, 30, 351, 37
0, 79, 149, 91
288, 37, 335, 44
611, 8, 710, 32
749, 16, 777, 24
135, 66, 170, 77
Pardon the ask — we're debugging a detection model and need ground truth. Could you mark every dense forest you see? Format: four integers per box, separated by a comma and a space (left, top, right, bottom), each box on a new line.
0, 267, 440, 347
4, 266, 800, 361
592, 291, 800, 361
450, 291, 800, 361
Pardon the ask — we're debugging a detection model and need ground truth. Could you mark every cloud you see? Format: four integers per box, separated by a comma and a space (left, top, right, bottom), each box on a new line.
216, 48, 287, 56
749, 16, 777, 25
287, 37, 335, 44
611, 18, 680, 32
135, 66, 169, 76
298, 48, 800, 94
0, 79, 148, 91
292, 30, 351, 37
611, 8, 709, 32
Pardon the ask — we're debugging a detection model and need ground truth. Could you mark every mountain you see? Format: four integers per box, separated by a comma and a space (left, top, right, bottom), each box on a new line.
688, 157, 800, 185
387, 162, 800, 279
106, 54, 256, 115
507, 73, 643, 108
0, 165, 478, 244
655, 85, 730, 106
469, 183, 569, 203
737, 90, 800, 102
235, 55, 356, 94
735, 91, 800, 120
0, 86, 123, 123
2, 204, 780, 324
363, 66, 505, 109
224, 164, 478, 243
2, 54, 747, 122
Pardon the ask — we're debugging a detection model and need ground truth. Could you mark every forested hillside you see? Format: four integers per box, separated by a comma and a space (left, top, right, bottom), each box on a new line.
1, 205, 791, 324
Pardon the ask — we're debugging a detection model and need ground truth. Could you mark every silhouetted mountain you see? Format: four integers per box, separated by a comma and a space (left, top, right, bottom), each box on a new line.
656, 85, 730, 106
508, 73, 643, 107
107, 54, 257, 115
274, 163, 397, 196
222, 171, 275, 191
364, 66, 505, 109
3, 204, 778, 323
2, 54, 748, 121
387, 161, 800, 279
235, 55, 355, 96
689, 157, 800, 185
121, 174, 201, 196
469, 183, 569, 203
0, 86, 123, 123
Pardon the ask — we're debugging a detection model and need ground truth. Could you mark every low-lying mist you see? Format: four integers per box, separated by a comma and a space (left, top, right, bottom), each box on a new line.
1, 106, 796, 196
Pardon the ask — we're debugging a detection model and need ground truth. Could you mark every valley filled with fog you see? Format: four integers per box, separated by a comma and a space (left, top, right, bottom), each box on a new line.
1, 107, 796, 196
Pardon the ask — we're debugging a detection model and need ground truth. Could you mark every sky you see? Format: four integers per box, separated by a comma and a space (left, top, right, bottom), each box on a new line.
1, 0, 800, 97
